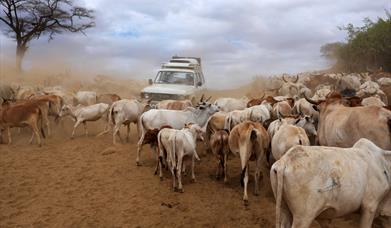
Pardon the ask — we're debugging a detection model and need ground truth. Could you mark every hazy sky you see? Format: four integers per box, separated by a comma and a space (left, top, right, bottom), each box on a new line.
0, 0, 390, 88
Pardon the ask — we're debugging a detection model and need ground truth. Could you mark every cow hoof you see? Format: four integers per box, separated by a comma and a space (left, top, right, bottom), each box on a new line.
178, 188, 184, 193
160, 177, 163, 181
136, 162, 141, 166
154, 171, 158, 175
191, 179, 196, 183
224, 179, 228, 184
173, 187, 178, 192
254, 191, 259, 196
243, 200, 249, 206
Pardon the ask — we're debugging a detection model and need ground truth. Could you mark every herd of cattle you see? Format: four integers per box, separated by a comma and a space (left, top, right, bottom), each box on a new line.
1, 71, 391, 228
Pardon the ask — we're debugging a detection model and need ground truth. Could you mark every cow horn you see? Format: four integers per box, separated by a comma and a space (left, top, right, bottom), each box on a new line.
293, 74, 299, 83
282, 74, 288, 83
205, 96, 212, 102
260, 92, 265, 99
304, 94, 321, 105
200, 94, 205, 102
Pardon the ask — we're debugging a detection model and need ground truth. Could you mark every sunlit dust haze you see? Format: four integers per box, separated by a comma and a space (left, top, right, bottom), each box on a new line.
0, 0, 390, 89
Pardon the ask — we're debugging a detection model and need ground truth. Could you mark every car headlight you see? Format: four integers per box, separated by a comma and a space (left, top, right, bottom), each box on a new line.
144, 93, 150, 99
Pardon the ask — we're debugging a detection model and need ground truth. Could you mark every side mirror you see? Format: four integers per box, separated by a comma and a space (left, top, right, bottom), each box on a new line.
197, 82, 202, 87
148, 79, 153, 85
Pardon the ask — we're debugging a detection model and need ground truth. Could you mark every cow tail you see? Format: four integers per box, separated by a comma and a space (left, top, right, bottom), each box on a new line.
109, 104, 115, 125
157, 132, 164, 168
171, 134, 177, 178
273, 165, 285, 228
38, 108, 46, 139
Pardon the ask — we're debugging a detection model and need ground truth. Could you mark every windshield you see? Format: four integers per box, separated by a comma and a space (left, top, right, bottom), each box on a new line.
154, 71, 194, 85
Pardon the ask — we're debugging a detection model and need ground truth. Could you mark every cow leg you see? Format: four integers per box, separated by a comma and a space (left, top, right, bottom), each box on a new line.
177, 157, 184, 193
215, 160, 221, 180
291, 217, 313, 228
7, 127, 12, 144
29, 131, 35, 144
126, 124, 130, 142
360, 205, 378, 228
30, 122, 42, 147
83, 121, 88, 136
243, 164, 249, 205
112, 124, 121, 145
224, 153, 228, 183
136, 132, 145, 166
71, 120, 82, 139
153, 146, 159, 175
254, 156, 263, 196
191, 155, 196, 183
44, 113, 51, 137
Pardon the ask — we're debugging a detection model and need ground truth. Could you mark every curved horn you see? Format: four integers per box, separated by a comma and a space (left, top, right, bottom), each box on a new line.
304, 94, 321, 105
260, 92, 265, 99
205, 96, 212, 102
282, 74, 288, 83
200, 94, 205, 102
293, 74, 299, 83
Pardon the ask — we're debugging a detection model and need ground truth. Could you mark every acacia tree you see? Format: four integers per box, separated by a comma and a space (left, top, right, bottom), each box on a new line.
0, 0, 94, 72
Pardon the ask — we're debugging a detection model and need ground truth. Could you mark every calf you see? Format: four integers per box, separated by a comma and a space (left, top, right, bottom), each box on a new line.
209, 129, 230, 182
228, 121, 270, 204
0, 101, 45, 146
59, 103, 109, 139
271, 138, 391, 228
158, 123, 203, 192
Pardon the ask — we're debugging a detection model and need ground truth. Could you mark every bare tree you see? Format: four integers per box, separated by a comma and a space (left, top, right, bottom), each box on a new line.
0, 0, 94, 72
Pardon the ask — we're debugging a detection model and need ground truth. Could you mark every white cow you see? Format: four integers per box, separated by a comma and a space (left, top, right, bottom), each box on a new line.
59, 103, 109, 139
224, 103, 272, 131
214, 97, 248, 112
361, 95, 386, 107
292, 98, 319, 122
271, 121, 310, 161
137, 103, 219, 165
271, 138, 391, 228
101, 99, 147, 144
157, 123, 203, 192
74, 91, 97, 106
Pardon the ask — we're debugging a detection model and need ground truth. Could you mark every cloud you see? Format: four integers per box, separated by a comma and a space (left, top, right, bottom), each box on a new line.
0, 0, 390, 88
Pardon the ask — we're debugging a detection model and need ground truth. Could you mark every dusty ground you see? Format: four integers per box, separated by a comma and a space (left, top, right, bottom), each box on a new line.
0, 118, 372, 228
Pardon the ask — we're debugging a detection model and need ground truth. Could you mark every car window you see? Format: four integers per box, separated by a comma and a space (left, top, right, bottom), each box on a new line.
155, 71, 194, 85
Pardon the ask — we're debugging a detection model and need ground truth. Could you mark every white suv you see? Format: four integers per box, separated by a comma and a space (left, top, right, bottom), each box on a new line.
140, 56, 206, 103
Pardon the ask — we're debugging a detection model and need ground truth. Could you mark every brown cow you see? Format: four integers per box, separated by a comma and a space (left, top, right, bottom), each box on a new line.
228, 121, 270, 205
205, 112, 228, 152
10, 99, 51, 136
247, 95, 277, 108
0, 101, 46, 146
157, 99, 192, 110
29, 94, 64, 121
305, 92, 391, 149
142, 125, 172, 176
209, 129, 230, 182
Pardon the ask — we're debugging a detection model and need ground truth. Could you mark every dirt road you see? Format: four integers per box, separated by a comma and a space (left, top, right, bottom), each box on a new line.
0, 120, 366, 227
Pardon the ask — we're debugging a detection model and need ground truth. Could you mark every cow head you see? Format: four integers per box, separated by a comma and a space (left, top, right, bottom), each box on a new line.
59, 105, 72, 117
185, 123, 205, 141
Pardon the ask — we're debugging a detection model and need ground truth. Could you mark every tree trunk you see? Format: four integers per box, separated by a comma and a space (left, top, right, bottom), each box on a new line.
16, 42, 27, 73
